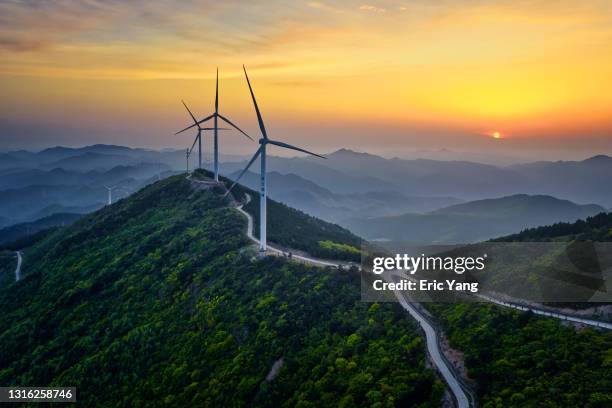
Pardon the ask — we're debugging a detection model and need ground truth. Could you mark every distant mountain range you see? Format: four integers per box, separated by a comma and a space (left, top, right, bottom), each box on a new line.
3, 144, 612, 239
229, 170, 461, 223
343, 194, 606, 243
0, 145, 183, 226
0, 212, 83, 246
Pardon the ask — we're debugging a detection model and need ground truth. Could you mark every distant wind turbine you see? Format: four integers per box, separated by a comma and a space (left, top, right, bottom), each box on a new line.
104, 185, 117, 205
185, 148, 190, 174
225, 65, 326, 253
175, 68, 253, 181
105, 185, 130, 205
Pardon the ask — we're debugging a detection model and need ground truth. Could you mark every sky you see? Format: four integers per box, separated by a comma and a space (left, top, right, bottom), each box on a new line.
1, 0, 611, 161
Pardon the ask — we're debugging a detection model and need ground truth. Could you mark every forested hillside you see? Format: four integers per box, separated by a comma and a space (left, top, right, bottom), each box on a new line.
0, 174, 441, 407
427, 303, 612, 407
234, 182, 362, 261
423, 210, 612, 407
492, 211, 612, 242
0, 251, 15, 289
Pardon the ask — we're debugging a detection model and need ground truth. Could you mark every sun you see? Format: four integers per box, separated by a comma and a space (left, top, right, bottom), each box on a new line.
492, 131, 501, 139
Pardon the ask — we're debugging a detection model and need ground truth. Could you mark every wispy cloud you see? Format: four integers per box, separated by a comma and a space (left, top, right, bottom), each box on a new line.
1, 0, 612, 148
359, 4, 387, 13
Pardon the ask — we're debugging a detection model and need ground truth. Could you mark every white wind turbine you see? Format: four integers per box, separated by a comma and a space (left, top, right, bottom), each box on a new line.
105, 185, 130, 205
175, 68, 252, 181
104, 185, 117, 205
177, 100, 230, 170
225, 65, 326, 253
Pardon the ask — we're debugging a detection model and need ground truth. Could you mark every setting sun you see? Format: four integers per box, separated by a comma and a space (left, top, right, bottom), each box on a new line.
493, 131, 502, 139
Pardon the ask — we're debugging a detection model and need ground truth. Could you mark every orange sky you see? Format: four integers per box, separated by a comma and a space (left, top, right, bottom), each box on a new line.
0, 0, 611, 159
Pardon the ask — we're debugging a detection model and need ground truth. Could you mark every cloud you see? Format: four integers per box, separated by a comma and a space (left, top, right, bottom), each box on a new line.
359, 4, 386, 13
307, 2, 327, 9
0, 36, 49, 52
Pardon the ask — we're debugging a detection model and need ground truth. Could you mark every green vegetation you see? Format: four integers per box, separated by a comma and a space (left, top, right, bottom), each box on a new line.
0, 250, 16, 289
239, 184, 362, 261
0, 212, 83, 246
422, 212, 612, 407
492, 211, 612, 242
0, 226, 60, 251
345, 195, 605, 244
0, 174, 441, 407
318, 240, 361, 261
427, 303, 612, 408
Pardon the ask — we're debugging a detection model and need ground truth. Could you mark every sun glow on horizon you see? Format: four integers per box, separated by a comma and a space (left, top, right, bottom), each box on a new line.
1, 1, 611, 151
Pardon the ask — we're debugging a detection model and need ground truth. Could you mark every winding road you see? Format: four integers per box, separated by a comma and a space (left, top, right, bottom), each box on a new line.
389, 276, 471, 408
15, 251, 22, 282
235, 193, 342, 268
197, 178, 607, 407
232, 192, 473, 407
477, 294, 612, 330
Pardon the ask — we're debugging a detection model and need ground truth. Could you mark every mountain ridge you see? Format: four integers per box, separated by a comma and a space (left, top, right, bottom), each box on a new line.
344, 194, 605, 243
0, 172, 443, 407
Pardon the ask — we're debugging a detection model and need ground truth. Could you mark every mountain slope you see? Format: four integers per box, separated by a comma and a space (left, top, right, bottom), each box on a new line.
0, 212, 83, 246
0, 173, 442, 407
231, 170, 461, 224
345, 194, 605, 243
492, 211, 612, 242
508, 154, 612, 206
231, 178, 362, 261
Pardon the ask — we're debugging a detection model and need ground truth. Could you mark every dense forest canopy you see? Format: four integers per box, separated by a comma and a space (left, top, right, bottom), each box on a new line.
233, 181, 362, 261
426, 210, 612, 407
426, 303, 612, 408
0, 174, 441, 407
492, 212, 612, 242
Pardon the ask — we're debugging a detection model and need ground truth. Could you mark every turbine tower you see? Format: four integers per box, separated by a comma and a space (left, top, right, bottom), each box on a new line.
177, 101, 225, 170
175, 68, 252, 181
104, 185, 117, 205
226, 65, 326, 253
180, 106, 230, 172
185, 148, 190, 174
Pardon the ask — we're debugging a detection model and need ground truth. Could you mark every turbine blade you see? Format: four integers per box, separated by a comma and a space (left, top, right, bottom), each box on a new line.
224, 147, 262, 197
181, 100, 198, 125
175, 123, 196, 135
267, 140, 326, 159
218, 114, 254, 141
215, 67, 219, 113
189, 133, 199, 154
175, 113, 215, 134
196, 113, 215, 126
201, 127, 231, 130
242, 65, 267, 139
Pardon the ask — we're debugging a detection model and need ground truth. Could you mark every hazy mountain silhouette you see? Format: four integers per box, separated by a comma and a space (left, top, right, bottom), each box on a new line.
0, 212, 83, 246
344, 194, 605, 243
4, 144, 612, 232
229, 170, 462, 223
222, 155, 396, 194
508, 155, 612, 206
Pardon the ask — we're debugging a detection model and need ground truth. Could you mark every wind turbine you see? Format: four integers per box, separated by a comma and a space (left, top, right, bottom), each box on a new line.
225, 65, 326, 253
175, 68, 253, 181
185, 148, 190, 174
104, 185, 117, 205
104, 185, 131, 205
177, 100, 228, 170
